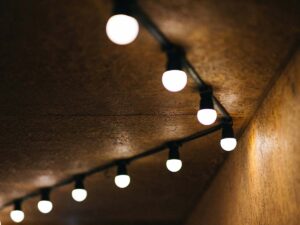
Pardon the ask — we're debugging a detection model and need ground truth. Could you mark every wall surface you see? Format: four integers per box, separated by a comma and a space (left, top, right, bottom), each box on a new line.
185, 49, 300, 225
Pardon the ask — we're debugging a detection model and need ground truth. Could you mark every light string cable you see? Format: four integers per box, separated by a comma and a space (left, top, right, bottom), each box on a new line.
0, 0, 236, 220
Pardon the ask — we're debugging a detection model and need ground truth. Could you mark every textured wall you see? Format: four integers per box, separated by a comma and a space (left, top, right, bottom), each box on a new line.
185, 49, 300, 225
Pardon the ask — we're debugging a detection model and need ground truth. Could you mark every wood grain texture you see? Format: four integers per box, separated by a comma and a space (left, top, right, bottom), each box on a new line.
185, 49, 300, 225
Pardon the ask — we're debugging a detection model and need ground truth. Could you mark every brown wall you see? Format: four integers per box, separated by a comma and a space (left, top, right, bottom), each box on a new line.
185, 50, 300, 225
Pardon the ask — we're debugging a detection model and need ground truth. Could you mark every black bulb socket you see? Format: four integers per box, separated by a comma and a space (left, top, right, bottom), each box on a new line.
74, 177, 85, 189
166, 48, 184, 71
40, 188, 51, 201
222, 124, 234, 139
14, 200, 22, 211
200, 92, 214, 110
117, 162, 128, 175
168, 143, 180, 160
113, 0, 134, 16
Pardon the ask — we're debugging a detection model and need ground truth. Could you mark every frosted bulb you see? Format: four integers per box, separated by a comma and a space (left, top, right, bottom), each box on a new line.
166, 159, 182, 172
220, 138, 237, 151
197, 109, 217, 125
162, 70, 187, 92
10, 210, 24, 223
72, 188, 87, 202
37, 200, 53, 214
114, 174, 130, 188
106, 14, 139, 45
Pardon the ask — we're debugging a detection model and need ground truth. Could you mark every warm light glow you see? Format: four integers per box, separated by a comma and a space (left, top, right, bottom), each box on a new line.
37, 200, 53, 214
166, 159, 182, 172
220, 138, 237, 151
162, 70, 187, 92
72, 188, 87, 202
106, 14, 139, 45
197, 109, 217, 125
114, 174, 130, 188
10, 210, 24, 223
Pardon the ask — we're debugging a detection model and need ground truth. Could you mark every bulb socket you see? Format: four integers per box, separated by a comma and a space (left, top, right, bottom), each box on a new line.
117, 162, 128, 175
74, 176, 85, 189
222, 124, 234, 138
168, 143, 180, 160
14, 200, 22, 211
40, 188, 51, 201
166, 49, 183, 71
113, 0, 134, 16
200, 92, 214, 110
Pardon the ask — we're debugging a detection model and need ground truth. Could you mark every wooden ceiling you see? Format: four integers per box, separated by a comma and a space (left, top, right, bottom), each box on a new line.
0, 0, 299, 225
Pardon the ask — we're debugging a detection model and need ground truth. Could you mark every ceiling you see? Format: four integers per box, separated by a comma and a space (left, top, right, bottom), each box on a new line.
0, 0, 299, 225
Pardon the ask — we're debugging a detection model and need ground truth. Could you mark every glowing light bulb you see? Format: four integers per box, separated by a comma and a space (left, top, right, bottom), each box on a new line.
197, 92, 217, 125
115, 174, 130, 188
220, 124, 237, 151
37, 189, 53, 214
10, 201, 24, 223
37, 200, 53, 214
220, 138, 237, 151
197, 109, 217, 125
72, 189, 87, 202
166, 159, 182, 172
106, 14, 139, 45
115, 163, 130, 188
162, 70, 187, 92
72, 177, 87, 202
10, 210, 24, 223
166, 143, 182, 173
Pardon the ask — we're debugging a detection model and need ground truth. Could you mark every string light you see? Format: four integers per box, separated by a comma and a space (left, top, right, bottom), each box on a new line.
72, 176, 88, 202
0, 0, 236, 218
106, 0, 139, 45
114, 162, 130, 188
10, 201, 24, 223
197, 92, 217, 125
162, 48, 187, 92
220, 124, 237, 151
166, 143, 182, 172
37, 189, 53, 214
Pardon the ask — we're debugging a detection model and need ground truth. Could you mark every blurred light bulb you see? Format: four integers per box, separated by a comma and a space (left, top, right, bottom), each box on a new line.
162, 70, 187, 92
72, 188, 87, 202
37, 200, 53, 214
198, 92, 217, 125
220, 124, 237, 151
115, 163, 130, 188
197, 109, 217, 125
10, 210, 24, 223
220, 138, 237, 151
72, 178, 87, 202
106, 14, 139, 45
166, 159, 182, 172
115, 174, 130, 188
166, 143, 182, 173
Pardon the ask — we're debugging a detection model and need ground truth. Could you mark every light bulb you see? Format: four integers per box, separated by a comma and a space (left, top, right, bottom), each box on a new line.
72, 177, 87, 202
166, 143, 182, 173
10, 210, 24, 223
197, 92, 217, 125
197, 109, 217, 125
220, 124, 237, 151
166, 159, 182, 172
115, 174, 130, 188
106, 14, 139, 45
72, 188, 87, 202
220, 138, 237, 151
162, 70, 187, 92
38, 188, 53, 214
37, 200, 53, 214
115, 163, 130, 188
